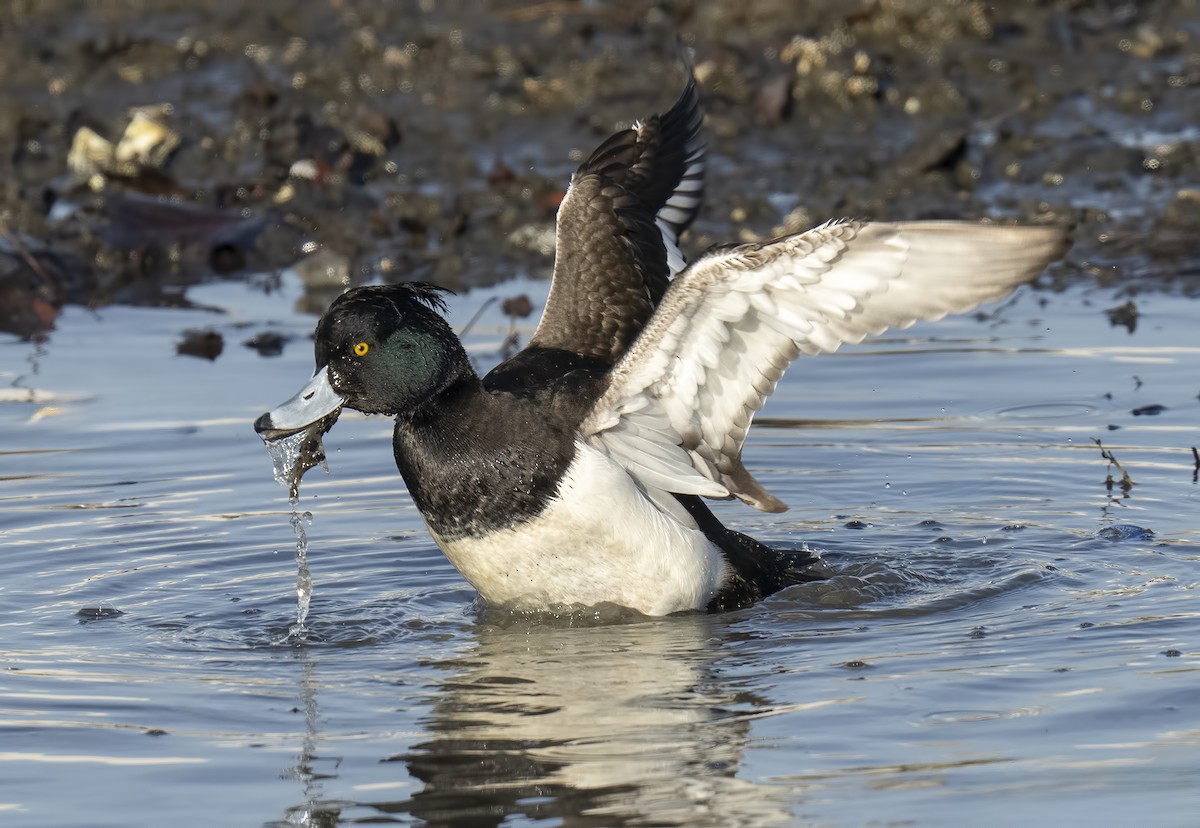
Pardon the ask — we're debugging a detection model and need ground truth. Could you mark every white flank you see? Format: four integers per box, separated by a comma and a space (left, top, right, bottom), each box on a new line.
427, 441, 729, 616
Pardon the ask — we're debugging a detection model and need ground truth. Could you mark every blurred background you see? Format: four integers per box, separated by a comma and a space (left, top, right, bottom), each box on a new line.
2, 0, 1197, 340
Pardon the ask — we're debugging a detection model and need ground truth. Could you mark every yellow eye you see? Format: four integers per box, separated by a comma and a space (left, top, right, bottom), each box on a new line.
353, 342, 370, 356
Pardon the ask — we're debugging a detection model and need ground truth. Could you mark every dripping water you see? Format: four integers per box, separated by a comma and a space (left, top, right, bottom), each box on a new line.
262, 426, 333, 641
285, 505, 314, 642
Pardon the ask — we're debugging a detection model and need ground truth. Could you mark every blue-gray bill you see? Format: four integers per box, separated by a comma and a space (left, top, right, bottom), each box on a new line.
255, 368, 345, 498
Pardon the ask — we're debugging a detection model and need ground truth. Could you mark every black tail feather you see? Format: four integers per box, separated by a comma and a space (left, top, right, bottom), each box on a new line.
672, 495, 830, 613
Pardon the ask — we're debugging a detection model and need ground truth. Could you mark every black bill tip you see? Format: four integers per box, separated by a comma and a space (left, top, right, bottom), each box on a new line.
254, 411, 305, 442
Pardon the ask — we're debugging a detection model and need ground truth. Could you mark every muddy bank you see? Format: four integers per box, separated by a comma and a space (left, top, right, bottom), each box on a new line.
2, 0, 1197, 339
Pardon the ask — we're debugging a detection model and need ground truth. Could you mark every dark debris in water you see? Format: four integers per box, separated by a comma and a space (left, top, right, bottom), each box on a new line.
0, 222, 89, 341
75, 607, 125, 623
176, 328, 224, 360
1093, 438, 1134, 494
242, 330, 292, 357
1105, 300, 1138, 333
1095, 524, 1155, 541
1131, 404, 1167, 416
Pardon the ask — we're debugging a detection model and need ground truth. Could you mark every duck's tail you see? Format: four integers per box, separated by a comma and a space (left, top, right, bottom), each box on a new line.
672, 494, 831, 612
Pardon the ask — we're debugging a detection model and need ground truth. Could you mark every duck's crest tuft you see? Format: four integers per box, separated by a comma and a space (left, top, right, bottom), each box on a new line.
397, 281, 454, 314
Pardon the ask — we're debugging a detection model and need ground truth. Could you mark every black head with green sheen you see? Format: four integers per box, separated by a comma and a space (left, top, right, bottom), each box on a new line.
254, 282, 471, 442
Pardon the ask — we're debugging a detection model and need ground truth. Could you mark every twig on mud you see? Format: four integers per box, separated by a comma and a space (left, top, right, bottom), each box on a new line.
1094, 438, 1134, 493
0, 218, 54, 285
456, 296, 498, 337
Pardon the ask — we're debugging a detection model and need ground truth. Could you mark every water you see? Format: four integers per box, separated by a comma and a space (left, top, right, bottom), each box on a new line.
2, 271, 1199, 826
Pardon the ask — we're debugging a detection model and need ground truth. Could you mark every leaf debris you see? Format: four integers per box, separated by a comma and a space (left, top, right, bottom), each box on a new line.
1093, 438, 1134, 493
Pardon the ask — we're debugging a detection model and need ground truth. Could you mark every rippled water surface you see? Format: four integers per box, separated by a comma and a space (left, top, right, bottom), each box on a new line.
3, 272, 1199, 827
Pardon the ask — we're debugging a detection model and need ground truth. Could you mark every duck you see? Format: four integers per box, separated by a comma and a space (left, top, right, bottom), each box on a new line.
255, 72, 1069, 616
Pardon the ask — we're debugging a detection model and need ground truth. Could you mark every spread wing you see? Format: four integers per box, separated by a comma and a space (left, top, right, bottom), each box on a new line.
580, 220, 1071, 512
527, 76, 705, 363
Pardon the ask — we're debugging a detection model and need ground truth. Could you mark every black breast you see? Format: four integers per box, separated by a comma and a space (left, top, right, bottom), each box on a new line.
391, 379, 588, 541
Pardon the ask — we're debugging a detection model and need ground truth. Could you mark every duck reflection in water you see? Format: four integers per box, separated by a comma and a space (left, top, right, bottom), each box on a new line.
280, 612, 806, 826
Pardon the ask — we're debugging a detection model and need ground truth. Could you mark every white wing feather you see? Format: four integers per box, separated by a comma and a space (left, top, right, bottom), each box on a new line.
581, 219, 1069, 512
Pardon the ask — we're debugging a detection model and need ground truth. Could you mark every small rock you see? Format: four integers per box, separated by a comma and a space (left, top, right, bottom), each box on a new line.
243, 331, 290, 357
177, 329, 224, 360
501, 294, 533, 318
1105, 300, 1138, 333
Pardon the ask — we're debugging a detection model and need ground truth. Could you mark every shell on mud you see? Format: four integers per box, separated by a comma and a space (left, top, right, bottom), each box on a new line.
114, 107, 181, 170
66, 127, 115, 181
67, 106, 180, 183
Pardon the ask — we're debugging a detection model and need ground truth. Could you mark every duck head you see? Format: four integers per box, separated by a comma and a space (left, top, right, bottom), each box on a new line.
254, 282, 470, 441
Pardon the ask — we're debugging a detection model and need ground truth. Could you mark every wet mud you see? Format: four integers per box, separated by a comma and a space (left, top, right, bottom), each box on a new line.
2, 0, 1197, 339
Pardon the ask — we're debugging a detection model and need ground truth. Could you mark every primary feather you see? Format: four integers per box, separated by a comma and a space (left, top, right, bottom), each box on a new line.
582, 219, 1070, 512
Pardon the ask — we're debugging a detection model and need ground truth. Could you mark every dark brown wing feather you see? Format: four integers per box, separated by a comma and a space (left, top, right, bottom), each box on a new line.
525, 77, 705, 364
